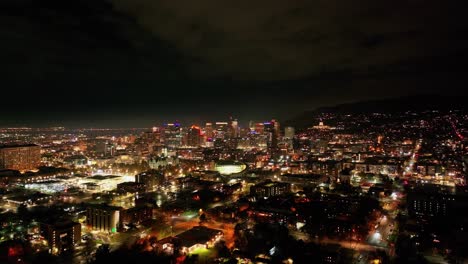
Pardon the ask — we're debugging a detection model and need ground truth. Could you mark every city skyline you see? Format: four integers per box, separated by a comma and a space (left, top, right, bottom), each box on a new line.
0, 107, 466, 263
1, 94, 466, 128
1, 0, 468, 127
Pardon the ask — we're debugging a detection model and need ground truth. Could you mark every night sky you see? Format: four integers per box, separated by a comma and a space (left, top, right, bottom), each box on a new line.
1, 0, 468, 127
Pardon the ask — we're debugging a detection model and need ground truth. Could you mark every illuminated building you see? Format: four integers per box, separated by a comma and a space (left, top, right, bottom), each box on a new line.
95, 140, 115, 156
205, 122, 214, 139
0, 144, 41, 171
86, 204, 122, 232
248, 120, 255, 131
254, 122, 264, 134
141, 129, 162, 145
135, 170, 164, 191
205, 137, 214, 148
121, 206, 153, 225
117, 182, 146, 193
248, 206, 293, 224
279, 173, 327, 185
230, 118, 239, 138
405, 185, 467, 218
163, 123, 182, 148
284, 126, 295, 147
345, 158, 399, 175
187, 125, 202, 147
157, 226, 223, 255
311, 121, 334, 130
250, 180, 291, 198
80, 175, 134, 192
215, 122, 228, 139
63, 155, 88, 168
273, 119, 281, 138
214, 160, 247, 175
40, 221, 81, 254
284, 127, 295, 140
464, 156, 468, 184
264, 120, 279, 153
416, 162, 444, 176
148, 156, 179, 169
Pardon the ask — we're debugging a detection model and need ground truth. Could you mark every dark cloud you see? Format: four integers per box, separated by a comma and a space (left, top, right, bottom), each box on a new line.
0, 0, 467, 127
113, 0, 468, 80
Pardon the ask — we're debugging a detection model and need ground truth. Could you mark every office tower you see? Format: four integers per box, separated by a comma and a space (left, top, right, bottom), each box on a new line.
231, 118, 239, 138
248, 120, 255, 131
254, 123, 264, 134
284, 127, 295, 139
0, 144, 41, 171
284, 126, 295, 148
205, 123, 214, 139
164, 122, 182, 148
151, 127, 162, 144
187, 125, 201, 147
271, 119, 280, 138
215, 122, 228, 139
264, 120, 279, 153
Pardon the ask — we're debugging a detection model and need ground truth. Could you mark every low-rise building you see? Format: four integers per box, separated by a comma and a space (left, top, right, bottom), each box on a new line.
121, 206, 153, 226
86, 204, 122, 232
116, 182, 146, 193
250, 180, 290, 198
156, 226, 223, 255
40, 221, 81, 254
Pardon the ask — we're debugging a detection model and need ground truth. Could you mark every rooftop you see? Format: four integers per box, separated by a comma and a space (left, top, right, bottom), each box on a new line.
0, 144, 40, 149
175, 226, 222, 248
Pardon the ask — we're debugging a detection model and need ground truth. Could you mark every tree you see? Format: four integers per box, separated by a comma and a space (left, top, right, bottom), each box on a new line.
32, 251, 59, 264
17, 204, 29, 219
199, 213, 207, 223
148, 236, 158, 248
84, 237, 96, 261
95, 244, 111, 263
215, 241, 230, 258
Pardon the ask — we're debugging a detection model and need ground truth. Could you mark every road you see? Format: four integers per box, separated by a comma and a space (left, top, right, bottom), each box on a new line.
405, 138, 422, 176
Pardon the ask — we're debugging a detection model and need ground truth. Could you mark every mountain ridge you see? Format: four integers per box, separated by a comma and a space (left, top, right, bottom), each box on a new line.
284, 94, 467, 128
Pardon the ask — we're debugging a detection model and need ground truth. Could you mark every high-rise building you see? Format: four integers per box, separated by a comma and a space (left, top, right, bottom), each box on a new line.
284, 127, 295, 139
248, 120, 255, 131
264, 120, 279, 153
284, 126, 295, 149
0, 144, 41, 171
230, 119, 239, 138
215, 122, 228, 139
205, 123, 214, 139
148, 127, 162, 144
254, 123, 264, 134
187, 125, 201, 147
272, 119, 281, 138
164, 123, 182, 148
